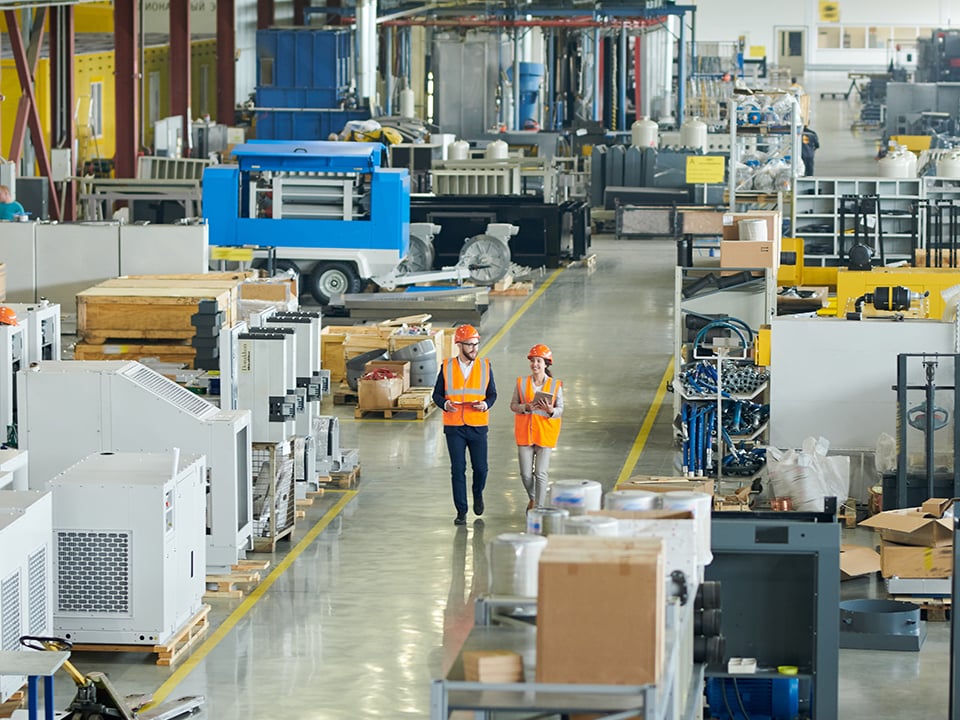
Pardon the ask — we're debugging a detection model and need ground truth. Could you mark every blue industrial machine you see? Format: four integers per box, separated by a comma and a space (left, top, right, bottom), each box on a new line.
255, 28, 371, 140
704, 677, 801, 720
203, 140, 410, 304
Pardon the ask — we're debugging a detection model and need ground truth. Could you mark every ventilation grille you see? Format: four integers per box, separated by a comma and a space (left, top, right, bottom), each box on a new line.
27, 546, 47, 634
57, 531, 130, 615
1, 570, 21, 651
121, 364, 217, 419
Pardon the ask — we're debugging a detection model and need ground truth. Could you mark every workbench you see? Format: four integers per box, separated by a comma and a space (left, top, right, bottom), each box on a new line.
0, 650, 70, 720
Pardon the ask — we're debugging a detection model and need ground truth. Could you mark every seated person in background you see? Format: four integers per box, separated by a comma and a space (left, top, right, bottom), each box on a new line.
0, 185, 24, 221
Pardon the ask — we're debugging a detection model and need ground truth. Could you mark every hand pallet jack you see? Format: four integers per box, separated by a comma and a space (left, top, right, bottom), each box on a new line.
19, 636, 203, 720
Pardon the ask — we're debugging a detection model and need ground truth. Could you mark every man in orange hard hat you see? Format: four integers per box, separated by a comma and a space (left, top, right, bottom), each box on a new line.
432, 324, 497, 526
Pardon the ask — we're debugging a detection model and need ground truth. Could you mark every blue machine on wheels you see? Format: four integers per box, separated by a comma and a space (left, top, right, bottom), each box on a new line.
203, 140, 410, 304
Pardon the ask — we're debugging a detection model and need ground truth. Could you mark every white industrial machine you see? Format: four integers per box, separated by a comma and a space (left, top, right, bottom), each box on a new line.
0, 489, 53, 701
18, 361, 253, 572
7, 301, 61, 363
0, 449, 28, 491
51, 452, 205, 645
236, 333, 297, 443
245, 325, 304, 429
0, 321, 25, 443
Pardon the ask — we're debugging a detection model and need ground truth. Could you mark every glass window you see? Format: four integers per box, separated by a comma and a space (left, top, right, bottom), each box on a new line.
845, 27, 867, 49
818, 27, 841, 49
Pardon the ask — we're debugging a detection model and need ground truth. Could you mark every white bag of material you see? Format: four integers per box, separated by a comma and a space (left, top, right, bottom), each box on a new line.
767, 436, 850, 512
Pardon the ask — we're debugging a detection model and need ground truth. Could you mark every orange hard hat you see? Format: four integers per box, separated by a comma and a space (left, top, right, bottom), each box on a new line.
0, 307, 17, 326
527, 343, 552, 364
454, 324, 480, 344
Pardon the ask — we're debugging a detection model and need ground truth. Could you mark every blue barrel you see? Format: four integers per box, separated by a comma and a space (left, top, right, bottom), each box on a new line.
518, 62, 544, 128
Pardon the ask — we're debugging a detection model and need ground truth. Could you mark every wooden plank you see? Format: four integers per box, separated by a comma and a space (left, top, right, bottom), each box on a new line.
322, 464, 362, 489
81, 328, 199, 344
78, 286, 232, 337
252, 523, 295, 553
354, 404, 437, 420
74, 341, 196, 365
489, 281, 533, 297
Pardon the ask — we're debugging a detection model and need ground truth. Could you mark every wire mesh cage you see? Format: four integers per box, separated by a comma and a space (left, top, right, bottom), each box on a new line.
252, 440, 296, 550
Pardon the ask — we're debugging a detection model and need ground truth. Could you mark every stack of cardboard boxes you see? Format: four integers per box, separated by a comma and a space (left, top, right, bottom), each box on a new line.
720, 210, 782, 273
357, 360, 410, 410
860, 499, 955, 584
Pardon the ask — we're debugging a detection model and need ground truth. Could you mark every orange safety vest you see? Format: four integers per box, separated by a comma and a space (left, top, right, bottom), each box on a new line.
442, 357, 491, 427
513, 375, 562, 447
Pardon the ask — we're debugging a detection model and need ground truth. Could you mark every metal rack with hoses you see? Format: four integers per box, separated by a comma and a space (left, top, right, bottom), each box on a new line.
675, 316, 769, 480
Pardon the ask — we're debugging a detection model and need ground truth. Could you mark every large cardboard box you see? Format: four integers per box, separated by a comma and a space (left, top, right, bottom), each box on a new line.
363, 359, 411, 391
720, 240, 777, 270
358, 376, 404, 409
880, 540, 953, 579
536, 536, 664, 686
859, 507, 954, 547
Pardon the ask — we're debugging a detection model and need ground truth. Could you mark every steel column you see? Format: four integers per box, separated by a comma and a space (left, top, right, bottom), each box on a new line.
169, 0, 191, 155
4, 9, 60, 219
216, 0, 236, 126
512, 28, 521, 130
257, 0, 275, 29
113, 1, 139, 179
618, 23, 627, 131
677, 15, 686, 126
634, 31, 641, 122
50, 6, 76, 221
384, 28, 393, 116
592, 28, 601, 122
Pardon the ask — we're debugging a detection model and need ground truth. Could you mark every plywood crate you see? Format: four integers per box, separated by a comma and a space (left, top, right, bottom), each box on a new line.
77, 286, 233, 342
95, 276, 242, 326
389, 328, 442, 358
74, 340, 197, 366
321, 325, 392, 383
397, 387, 433, 410
439, 327, 459, 361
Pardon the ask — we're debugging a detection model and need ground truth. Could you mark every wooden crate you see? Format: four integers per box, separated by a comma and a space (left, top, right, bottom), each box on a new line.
94, 277, 241, 325
77, 286, 233, 341
397, 387, 433, 410
321, 325, 392, 383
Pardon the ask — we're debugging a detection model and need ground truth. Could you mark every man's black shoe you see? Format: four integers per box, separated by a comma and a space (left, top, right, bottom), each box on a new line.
454, 513, 467, 526
474, 496, 484, 516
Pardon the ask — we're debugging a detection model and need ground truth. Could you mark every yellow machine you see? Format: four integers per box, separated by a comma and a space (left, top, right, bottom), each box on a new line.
835, 267, 960, 319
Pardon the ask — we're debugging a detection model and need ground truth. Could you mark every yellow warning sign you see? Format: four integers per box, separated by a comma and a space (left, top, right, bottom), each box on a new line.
685, 156, 725, 184
819, 1, 840, 22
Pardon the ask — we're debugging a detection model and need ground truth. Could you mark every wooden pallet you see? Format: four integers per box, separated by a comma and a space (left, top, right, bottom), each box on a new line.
252, 523, 295, 553
333, 384, 359, 406
204, 569, 262, 600
0, 689, 24, 718
354, 403, 436, 420
71, 604, 210, 666
319, 464, 362, 489
891, 595, 952, 621
74, 339, 196, 365
234, 559, 270, 572
489, 281, 534, 297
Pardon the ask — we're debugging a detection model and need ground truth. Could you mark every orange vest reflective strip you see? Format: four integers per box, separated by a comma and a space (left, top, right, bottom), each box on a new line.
442, 357, 490, 427
513, 375, 562, 447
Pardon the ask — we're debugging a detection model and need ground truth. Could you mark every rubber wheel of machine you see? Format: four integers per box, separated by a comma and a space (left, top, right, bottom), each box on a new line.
308, 262, 362, 305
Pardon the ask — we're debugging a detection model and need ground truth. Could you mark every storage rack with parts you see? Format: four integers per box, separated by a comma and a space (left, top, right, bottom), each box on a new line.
727, 96, 801, 210
791, 177, 921, 266
673, 267, 775, 482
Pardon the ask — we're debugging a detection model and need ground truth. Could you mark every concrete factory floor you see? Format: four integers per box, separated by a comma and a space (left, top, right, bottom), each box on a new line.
29, 72, 950, 719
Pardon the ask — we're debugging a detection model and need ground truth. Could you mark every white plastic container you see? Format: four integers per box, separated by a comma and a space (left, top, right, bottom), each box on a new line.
526, 506, 569, 536
547, 479, 603, 515
485, 139, 509, 160
877, 152, 911, 178
488, 532, 548, 597
680, 117, 708, 150
738, 218, 768, 242
604, 489, 659, 511
631, 116, 659, 148
447, 140, 470, 161
938, 151, 960, 178
564, 515, 620, 536
399, 87, 416, 118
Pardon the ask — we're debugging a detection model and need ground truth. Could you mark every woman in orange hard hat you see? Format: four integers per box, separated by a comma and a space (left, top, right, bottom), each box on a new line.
510, 344, 563, 511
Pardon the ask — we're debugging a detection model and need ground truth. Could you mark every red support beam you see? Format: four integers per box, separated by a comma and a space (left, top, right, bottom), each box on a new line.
4, 9, 60, 220
114, 1, 140, 179
50, 6, 77, 221
216, 0, 236, 125
257, 0, 275, 30
169, 0, 191, 154
7, 8, 45, 163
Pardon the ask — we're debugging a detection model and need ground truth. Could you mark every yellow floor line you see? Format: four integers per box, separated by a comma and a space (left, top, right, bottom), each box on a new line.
615, 357, 675, 487
149, 489, 358, 706
481, 266, 565, 356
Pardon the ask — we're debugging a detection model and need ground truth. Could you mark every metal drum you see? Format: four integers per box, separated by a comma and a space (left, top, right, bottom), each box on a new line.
346, 348, 389, 390
390, 339, 438, 387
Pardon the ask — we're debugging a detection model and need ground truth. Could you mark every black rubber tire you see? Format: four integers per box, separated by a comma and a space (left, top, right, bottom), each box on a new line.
308, 262, 362, 305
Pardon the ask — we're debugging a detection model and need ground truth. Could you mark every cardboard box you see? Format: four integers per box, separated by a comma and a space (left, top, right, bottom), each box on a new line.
720, 240, 777, 270
722, 210, 782, 248
621, 476, 715, 496
537, 536, 664, 686
363, 359, 411, 391
922, 498, 954, 518
358, 376, 404, 409
840, 544, 881, 581
859, 507, 954, 547
463, 650, 524, 682
880, 540, 953, 579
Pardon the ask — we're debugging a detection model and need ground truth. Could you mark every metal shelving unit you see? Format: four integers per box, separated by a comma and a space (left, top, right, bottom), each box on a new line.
431, 597, 703, 720
728, 96, 802, 210
792, 176, 921, 265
